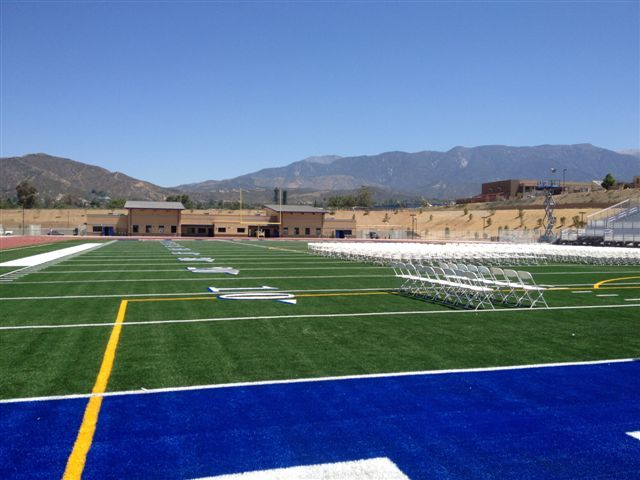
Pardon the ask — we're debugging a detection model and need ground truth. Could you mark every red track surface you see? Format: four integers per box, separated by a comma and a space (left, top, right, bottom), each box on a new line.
0, 236, 74, 250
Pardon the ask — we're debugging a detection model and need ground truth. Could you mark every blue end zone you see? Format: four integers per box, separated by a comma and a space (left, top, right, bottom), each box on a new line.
0, 398, 86, 479
2, 362, 639, 479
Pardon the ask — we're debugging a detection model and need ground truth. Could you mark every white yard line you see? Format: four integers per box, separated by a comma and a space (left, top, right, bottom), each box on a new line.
44, 260, 352, 268
0, 243, 75, 253
4, 274, 394, 284
0, 357, 634, 404
2, 303, 639, 331
11, 276, 640, 286
32, 266, 386, 274
533, 271, 640, 275
0, 243, 104, 267
558, 282, 640, 287
71, 254, 309, 259
68, 253, 310, 258
0, 287, 395, 301
0, 266, 32, 279
218, 239, 309, 254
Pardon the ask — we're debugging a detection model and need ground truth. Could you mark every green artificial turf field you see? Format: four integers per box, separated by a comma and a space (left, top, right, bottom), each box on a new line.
1, 239, 639, 401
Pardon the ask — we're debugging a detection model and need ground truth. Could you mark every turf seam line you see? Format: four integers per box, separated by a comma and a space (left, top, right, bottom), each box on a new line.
2, 302, 639, 330
1, 358, 635, 405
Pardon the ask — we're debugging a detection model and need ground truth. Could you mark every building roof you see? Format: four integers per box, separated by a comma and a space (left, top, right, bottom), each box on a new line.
124, 201, 185, 210
264, 204, 327, 213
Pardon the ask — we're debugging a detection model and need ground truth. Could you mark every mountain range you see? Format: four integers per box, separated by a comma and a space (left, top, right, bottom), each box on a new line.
1, 144, 638, 204
176, 144, 640, 199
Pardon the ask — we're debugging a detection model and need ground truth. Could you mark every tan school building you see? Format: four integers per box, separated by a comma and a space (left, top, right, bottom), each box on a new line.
86, 201, 355, 238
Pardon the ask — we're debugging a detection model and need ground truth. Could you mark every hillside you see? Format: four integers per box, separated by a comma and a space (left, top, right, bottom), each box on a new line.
0, 153, 177, 202
175, 144, 640, 199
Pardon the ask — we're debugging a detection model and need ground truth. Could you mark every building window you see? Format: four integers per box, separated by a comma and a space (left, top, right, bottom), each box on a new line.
92, 226, 102, 233
218, 227, 226, 233
158, 225, 165, 233
316, 228, 321, 236
146, 225, 152, 233
132, 225, 139, 233
283, 227, 289, 235
171, 225, 177, 234
294, 227, 300, 235
237, 227, 246, 233
305, 227, 311, 235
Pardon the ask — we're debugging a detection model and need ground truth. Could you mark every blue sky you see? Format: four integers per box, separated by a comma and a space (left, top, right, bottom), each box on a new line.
1, 1, 638, 186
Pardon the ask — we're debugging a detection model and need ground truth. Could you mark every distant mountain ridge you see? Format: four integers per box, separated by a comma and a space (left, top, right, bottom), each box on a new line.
175, 144, 640, 199
1, 145, 638, 204
0, 153, 178, 202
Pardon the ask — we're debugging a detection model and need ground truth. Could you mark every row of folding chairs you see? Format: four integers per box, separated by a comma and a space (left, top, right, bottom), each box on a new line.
309, 242, 545, 266
391, 262, 548, 310
308, 241, 639, 266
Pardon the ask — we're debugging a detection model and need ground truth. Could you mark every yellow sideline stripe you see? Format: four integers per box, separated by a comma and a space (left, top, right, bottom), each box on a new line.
130, 296, 217, 303
63, 300, 129, 479
593, 276, 640, 289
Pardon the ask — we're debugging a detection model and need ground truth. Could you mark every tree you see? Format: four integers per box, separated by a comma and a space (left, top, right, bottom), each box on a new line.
166, 194, 193, 209
601, 173, 616, 190
16, 181, 37, 208
0, 197, 17, 209
355, 186, 373, 208
107, 198, 126, 209
327, 195, 353, 208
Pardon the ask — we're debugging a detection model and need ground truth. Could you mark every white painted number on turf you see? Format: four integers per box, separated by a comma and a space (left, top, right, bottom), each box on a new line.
193, 457, 411, 480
